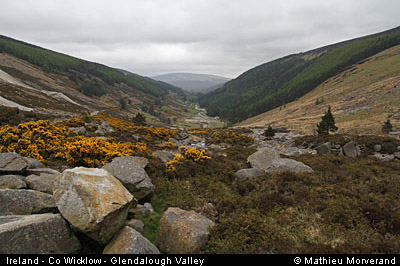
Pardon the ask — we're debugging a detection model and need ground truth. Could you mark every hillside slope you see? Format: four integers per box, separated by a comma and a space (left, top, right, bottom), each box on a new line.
237, 45, 400, 134
199, 26, 400, 123
153, 73, 230, 93
0, 35, 187, 123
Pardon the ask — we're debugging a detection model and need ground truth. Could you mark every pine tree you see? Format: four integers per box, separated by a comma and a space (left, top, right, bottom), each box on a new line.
382, 119, 393, 134
133, 113, 146, 126
317, 106, 338, 135
264, 125, 275, 137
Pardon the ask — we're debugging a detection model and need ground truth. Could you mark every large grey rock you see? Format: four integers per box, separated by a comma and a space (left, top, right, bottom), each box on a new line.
152, 150, 175, 163
157, 207, 215, 254
0, 175, 27, 189
53, 167, 134, 244
233, 168, 265, 182
103, 226, 159, 254
0, 189, 56, 215
266, 158, 314, 173
343, 141, 361, 157
0, 215, 27, 225
25, 157, 44, 169
247, 148, 313, 173
247, 148, 280, 169
130, 157, 149, 168
316, 142, 331, 155
25, 173, 57, 194
102, 156, 155, 201
25, 168, 60, 176
0, 152, 29, 174
394, 152, 400, 160
0, 213, 81, 254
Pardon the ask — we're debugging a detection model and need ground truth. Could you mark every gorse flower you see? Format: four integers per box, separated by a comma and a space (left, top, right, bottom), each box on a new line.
158, 141, 177, 149
63, 117, 85, 127
0, 119, 146, 167
91, 114, 177, 141
165, 147, 211, 173
165, 155, 185, 172
181, 146, 212, 162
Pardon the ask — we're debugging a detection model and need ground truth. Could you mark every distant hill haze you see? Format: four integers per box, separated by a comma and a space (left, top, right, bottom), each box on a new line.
152, 73, 230, 93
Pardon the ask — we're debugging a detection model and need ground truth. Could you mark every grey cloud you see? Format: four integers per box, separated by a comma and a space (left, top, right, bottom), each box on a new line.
0, 0, 399, 78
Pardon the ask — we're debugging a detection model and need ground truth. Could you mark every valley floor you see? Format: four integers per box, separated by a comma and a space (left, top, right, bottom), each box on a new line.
1, 113, 400, 254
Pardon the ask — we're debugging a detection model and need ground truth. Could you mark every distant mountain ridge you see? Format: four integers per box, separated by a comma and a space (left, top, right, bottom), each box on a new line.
238, 44, 400, 134
0, 35, 187, 123
199, 26, 400, 123
152, 73, 230, 93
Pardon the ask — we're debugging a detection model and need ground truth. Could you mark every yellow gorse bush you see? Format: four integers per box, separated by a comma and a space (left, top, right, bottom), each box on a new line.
92, 114, 177, 141
165, 154, 184, 172
0, 120, 75, 161
0, 120, 146, 167
55, 136, 146, 167
157, 141, 177, 149
63, 117, 85, 127
165, 146, 211, 172
181, 146, 212, 162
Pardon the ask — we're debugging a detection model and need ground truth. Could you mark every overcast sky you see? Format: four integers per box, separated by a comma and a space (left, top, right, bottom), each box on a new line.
0, 0, 399, 78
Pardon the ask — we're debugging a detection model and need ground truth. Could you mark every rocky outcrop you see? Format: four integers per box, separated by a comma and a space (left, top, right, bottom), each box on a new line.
0, 152, 29, 174
25, 173, 57, 194
0, 151, 163, 254
247, 148, 313, 173
152, 150, 175, 163
25, 168, 60, 176
271, 158, 314, 173
316, 142, 331, 155
247, 148, 280, 169
0, 175, 27, 189
25, 157, 44, 169
102, 156, 155, 201
103, 226, 159, 254
53, 167, 135, 244
0, 213, 81, 254
0, 189, 57, 215
233, 168, 265, 182
343, 141, 361, 157
157, 207, 215, 254
130, 157, 149, 168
